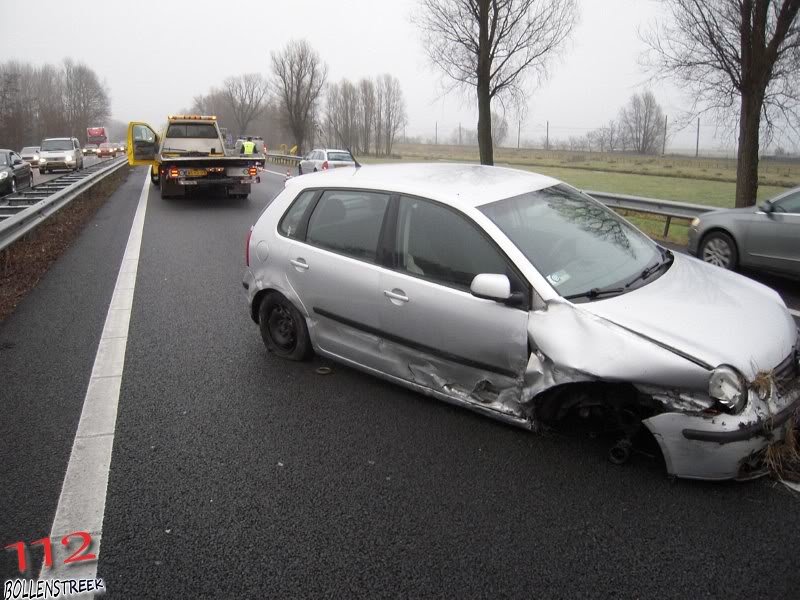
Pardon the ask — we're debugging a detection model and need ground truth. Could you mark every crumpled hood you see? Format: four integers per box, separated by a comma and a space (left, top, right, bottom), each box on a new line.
578, 253, 797, 379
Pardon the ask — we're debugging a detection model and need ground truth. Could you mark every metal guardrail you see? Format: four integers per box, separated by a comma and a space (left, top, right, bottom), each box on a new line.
265, 152, 301, 166
0, 156, 127, 253
586, 190, 717, 236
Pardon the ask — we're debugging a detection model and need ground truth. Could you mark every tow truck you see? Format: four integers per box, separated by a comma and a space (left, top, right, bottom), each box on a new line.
126, 115, 264, 199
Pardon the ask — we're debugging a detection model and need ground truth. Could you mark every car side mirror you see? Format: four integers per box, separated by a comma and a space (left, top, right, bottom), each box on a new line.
760, 201, 773, 214
13, 159, 23, 165
470, 274, 511, 302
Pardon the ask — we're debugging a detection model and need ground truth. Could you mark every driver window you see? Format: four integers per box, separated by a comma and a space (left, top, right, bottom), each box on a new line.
133, 125, 155, 143
775, 191, 800, 214
395, 196, 525, 293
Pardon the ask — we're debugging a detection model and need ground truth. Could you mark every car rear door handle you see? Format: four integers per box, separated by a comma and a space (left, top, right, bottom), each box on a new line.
290, 258, 309, 271
384, 289, 409, 303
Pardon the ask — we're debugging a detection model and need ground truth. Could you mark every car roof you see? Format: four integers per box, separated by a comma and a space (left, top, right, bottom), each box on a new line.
43, 137, 72, 141
321, 148, 351, 153
287, 163, 560, 208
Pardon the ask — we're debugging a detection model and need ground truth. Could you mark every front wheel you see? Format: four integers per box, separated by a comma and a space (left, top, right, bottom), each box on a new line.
10, 178, 17, 194
258, 293, 312, 361
700, 231, 738, 270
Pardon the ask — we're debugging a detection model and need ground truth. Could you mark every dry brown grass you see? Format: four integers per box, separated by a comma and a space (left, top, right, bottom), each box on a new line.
764, 419, 800, 483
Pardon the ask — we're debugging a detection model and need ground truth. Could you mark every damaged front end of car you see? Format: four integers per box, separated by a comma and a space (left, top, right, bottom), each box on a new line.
519, 300, 800, 481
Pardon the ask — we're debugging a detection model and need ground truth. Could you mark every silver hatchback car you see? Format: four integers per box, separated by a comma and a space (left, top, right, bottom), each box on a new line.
298, 148, 355, 175
243, 164, 799, 481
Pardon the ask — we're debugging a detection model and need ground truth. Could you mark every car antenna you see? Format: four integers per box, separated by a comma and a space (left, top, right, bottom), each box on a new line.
347, 148, 362, 169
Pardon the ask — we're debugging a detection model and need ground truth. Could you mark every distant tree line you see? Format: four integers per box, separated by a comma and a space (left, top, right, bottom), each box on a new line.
0, 59, 110, 150
545, 91, 667, 155
189, 39, 407, 157
322, 74, 407, 156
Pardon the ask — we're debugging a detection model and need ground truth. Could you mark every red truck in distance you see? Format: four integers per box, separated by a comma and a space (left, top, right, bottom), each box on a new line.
85, 127, 108, 155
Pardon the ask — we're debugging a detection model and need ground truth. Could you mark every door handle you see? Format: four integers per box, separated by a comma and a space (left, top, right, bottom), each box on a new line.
290, 258, 309, 271
384, 289, 409, 303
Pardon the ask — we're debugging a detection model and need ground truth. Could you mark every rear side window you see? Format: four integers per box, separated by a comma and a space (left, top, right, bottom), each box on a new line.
279, 191, 317, 239
306, 190, 390, 263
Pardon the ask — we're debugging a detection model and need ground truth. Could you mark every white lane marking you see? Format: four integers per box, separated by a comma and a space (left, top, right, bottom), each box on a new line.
39, 172, 150, 590
261, 166, 290, 177
789, 308, 800, 318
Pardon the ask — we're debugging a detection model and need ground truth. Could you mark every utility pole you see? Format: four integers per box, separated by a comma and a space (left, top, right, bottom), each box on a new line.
546, 121, 550, 151
435, 121, 438, 145
459, 123, 462, 146
662, 114, 668, 155
695, 118, 700, 158
517, 121, 521, 149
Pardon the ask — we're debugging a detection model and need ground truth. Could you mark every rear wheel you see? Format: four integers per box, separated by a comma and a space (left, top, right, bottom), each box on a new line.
28, 173, 33, 189
699, 231, 738, 270
151, 168, 160, 186
258, 293, 312, 361
298, 165, 303, 175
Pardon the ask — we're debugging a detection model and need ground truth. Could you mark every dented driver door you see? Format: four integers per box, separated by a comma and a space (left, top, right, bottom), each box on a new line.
377, 196, 530, 416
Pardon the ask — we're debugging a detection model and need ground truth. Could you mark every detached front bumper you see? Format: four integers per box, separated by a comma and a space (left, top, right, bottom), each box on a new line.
644, 384, 800, 480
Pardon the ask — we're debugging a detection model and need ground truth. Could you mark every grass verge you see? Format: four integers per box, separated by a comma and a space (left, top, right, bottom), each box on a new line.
0, 165, 131, 322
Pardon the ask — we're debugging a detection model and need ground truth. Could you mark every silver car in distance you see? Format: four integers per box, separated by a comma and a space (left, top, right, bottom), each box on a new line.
243, 164, 800, 481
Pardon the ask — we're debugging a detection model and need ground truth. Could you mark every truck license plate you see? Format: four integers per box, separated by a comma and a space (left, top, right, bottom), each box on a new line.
187, 168, 207, 177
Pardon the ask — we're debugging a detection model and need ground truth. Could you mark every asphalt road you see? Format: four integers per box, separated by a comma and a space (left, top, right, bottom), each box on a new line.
1, 165, 798, 598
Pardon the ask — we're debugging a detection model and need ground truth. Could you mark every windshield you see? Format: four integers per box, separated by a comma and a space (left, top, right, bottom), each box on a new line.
41, 139, 73, 151
327, 151, 353, 162
166, 124, 218, 139
21, 147, 38, 154
479, 184, 662, 299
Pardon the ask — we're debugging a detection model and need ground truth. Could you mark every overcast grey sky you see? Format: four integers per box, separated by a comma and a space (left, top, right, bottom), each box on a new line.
1, 0, 739, 153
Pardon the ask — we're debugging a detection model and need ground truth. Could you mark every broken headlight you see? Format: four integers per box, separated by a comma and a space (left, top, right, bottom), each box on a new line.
709, 366, 746, 413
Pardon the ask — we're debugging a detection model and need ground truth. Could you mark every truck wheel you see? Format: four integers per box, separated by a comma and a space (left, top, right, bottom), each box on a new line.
151, 169, 160, 186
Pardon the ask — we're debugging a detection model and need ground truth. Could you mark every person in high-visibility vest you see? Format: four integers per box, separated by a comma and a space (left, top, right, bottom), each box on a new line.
241, 136, 256, 155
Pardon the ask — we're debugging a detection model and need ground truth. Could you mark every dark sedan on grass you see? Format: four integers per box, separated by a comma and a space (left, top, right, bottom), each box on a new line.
688, 186, 800, 277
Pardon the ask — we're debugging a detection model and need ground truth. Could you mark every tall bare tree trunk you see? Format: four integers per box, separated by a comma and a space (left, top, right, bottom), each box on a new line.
735, 89, 764, 208
476, 0, 493, 165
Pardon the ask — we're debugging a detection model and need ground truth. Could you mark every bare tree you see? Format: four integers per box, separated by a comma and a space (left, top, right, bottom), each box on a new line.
491, 111, 509, 146
358, 78, 376, 155
62, 59, 110, 142
222, 73, 269, 135
271, 40, 328, 155
619, 91, 666, 155
416, 0, 577, 165
377, 74, 407, 156
643, 0, 800, 207
324, 79, 360, 151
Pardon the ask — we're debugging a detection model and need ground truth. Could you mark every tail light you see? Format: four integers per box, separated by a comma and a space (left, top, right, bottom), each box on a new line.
322, 160, 329, 170
245, 226, 253, 267
248, 166, 257, 177
169, 167, 179, 178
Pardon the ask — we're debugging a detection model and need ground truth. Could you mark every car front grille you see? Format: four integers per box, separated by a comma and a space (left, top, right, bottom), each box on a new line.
774, 350, 799, 397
